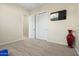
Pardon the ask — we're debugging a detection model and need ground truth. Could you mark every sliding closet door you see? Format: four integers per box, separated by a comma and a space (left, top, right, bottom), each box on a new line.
36, 12, 49, 40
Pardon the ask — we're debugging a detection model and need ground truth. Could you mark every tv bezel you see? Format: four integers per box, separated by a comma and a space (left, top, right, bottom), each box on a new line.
50, 10, 66, 21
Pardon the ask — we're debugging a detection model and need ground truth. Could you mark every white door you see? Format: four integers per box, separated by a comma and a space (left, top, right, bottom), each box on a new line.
36, 12, 49, 40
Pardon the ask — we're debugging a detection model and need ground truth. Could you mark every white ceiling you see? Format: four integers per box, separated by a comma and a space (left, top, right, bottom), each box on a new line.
18, 3, 44, 11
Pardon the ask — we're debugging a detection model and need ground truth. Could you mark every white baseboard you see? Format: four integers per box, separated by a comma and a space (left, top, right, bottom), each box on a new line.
75, 47, 79, 56
0, 39, 22, 46
47, 40, 67, 46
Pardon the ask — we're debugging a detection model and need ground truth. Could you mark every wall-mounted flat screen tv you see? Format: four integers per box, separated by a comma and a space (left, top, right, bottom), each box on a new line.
50, 10, 66, 21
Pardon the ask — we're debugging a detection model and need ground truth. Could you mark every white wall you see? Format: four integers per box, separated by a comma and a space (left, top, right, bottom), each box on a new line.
0, 4, 29, 45
30, 4, 76, 45
23, 11, 29, 37
47, 4, 76, 45
74, 4, 79, 55
29, 15, 36, 39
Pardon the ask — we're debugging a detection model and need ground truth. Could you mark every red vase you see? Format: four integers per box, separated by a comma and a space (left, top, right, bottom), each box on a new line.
66, 30, 74, 48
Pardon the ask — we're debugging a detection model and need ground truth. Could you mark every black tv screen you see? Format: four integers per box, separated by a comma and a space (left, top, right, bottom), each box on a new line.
50, 10, 66, 21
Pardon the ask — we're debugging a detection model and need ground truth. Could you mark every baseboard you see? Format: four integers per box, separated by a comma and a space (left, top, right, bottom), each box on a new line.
47, 40, 67, 46
0, 39, 22, 46
75, 47, 79, 56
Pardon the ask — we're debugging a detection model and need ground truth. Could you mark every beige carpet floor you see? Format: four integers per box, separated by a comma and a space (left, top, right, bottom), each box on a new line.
0, 38, 78, 56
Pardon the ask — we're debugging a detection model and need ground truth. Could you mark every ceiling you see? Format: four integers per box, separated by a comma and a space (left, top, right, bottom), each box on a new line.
18, 3, 44, 11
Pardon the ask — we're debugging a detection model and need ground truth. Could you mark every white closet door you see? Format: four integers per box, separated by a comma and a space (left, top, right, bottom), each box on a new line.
36, 12, 49, 40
